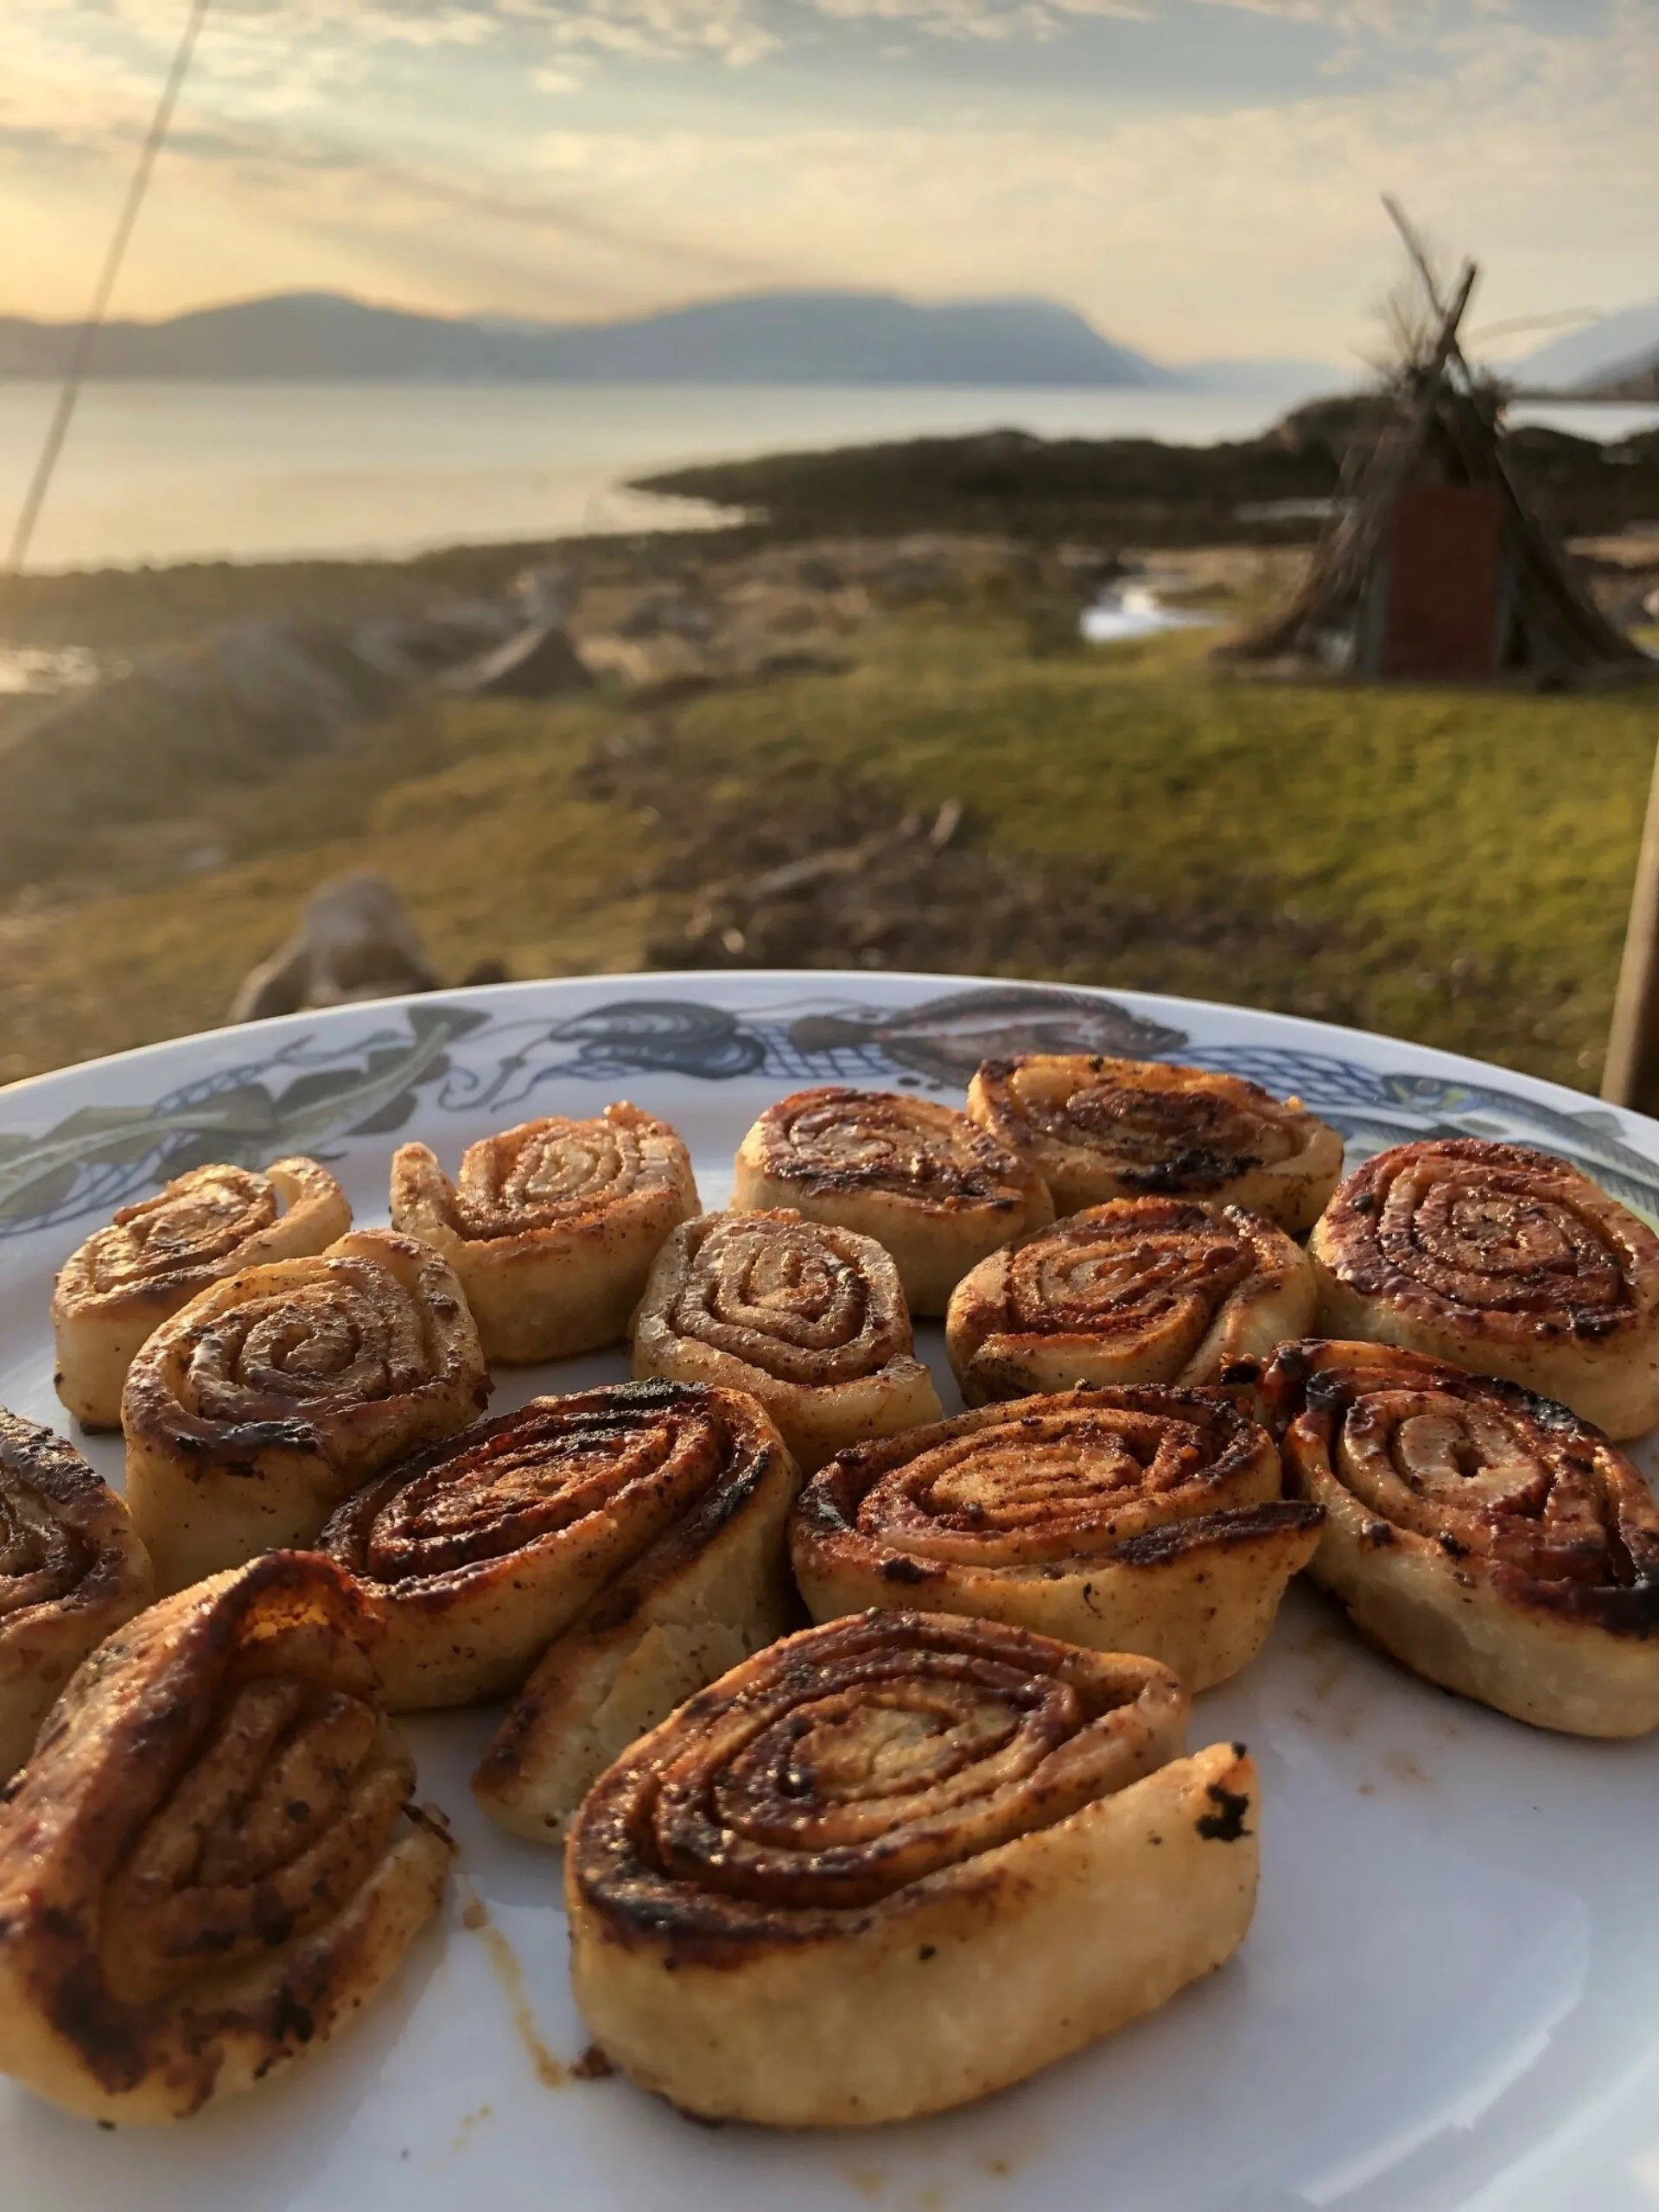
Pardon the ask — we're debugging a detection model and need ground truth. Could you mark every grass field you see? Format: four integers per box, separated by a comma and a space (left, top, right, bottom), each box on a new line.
2, 610, 1653, 1093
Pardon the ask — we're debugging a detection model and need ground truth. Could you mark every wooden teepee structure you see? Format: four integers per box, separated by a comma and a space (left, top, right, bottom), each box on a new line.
1221, 202, 1649, 682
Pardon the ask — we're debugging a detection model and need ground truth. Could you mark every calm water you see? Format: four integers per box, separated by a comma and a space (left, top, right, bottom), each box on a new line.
1, 380, 1649, 574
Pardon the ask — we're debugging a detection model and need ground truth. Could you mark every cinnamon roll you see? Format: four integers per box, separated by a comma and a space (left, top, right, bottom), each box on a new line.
448, 1382, 800, 1841
390, 1104, 699, 1363
1262, 1339, 1659, 1735
732, 1087, 1052, 1315
0, 1409, 154, 1781
631, 1210, 942, 1473
967, 1055, 1344, 1232
567, 1610, 1257, 2126
52, 1158, 351, 1431
947, 1198, 1317, 1405
791, 1388, 1320, 1691
0, 1550, 451, 2123
123, 1228, 489, 1594
1308, 1139, 1659, 1439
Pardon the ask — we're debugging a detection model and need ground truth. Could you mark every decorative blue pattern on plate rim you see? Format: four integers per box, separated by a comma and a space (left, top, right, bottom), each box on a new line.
4, 980, 1657, 1236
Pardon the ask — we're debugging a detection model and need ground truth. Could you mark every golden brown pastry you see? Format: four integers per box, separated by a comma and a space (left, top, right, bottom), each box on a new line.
791, 1386, 1320, 1690
567, 1608, 1257, 2126
431, 1381, 800, 1842
0, 1409, 154, 1781
966, 1054, 1344, 1231
1308, 1138, 1659, 1438
321, 1381, 796, 1735
123, 1228, 489, 1594
946, 1197, 1316, 1405
51, 1159, 351, 1430
0, 1550, 451, 2124
630, 1209, 942, 1472
731, 1086, 1052, 1315
1262, 1338, 1659, 1735
389, 1104, 699, 1363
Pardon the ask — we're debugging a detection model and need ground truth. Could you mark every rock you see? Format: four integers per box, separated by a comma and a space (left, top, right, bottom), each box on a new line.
437, 620, 594, 700
226, 873, 441, 1023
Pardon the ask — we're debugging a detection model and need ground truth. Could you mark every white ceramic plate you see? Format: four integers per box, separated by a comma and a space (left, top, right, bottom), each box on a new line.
4, 970, 1659, 2212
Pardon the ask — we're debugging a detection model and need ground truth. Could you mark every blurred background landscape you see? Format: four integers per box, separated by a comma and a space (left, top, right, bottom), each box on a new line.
2, 0, 1656, 1092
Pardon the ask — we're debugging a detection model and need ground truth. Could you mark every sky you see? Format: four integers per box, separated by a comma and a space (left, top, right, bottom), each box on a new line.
3, 0, 1654, 368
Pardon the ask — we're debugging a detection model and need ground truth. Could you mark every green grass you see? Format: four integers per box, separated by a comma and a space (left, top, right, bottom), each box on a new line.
3, 613, 1653, 1091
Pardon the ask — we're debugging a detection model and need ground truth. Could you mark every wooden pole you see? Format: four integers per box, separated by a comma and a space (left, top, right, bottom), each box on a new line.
1603, 739, 1659, 1116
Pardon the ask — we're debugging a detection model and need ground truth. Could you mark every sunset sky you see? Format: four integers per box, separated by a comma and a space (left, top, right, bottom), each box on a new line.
4, 0, 1654, 368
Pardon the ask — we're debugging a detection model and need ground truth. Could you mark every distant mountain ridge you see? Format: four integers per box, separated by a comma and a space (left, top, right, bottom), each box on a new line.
0, 289, 1184, 389
1515, 302, 1659, 391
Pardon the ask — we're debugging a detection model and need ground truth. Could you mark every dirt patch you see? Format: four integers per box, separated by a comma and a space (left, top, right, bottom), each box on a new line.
576, 722, 1360, 1010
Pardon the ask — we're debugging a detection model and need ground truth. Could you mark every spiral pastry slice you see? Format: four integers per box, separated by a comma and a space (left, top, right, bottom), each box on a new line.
52, 1158, 351, 1431
390, 1103, 699, 1363
0, 1551, 451, 2123
1309, 1138, 1659, 1438
967, 1054, 1344, 1232
947, 1197, 1317, 1404
1262, 1338, 1659, 1734
123, 1228, 489, 1593
0, 1409, 155, 1781
405, 1381, 803, 1841
792, 1387, 1320, 1691
631, 1209, 943, 1473
567, 1609, 1257, 2125
733, 1086, 1052, 1315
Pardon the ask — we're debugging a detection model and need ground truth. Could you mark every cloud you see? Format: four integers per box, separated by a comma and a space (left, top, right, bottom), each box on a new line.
2, 0, 1652, 357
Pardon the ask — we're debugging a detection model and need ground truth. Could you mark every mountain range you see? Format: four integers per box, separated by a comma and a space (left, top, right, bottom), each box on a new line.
0, 289, 1330, 391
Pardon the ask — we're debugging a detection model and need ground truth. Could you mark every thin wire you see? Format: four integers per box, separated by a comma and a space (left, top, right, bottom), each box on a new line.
5, 0, 211, 575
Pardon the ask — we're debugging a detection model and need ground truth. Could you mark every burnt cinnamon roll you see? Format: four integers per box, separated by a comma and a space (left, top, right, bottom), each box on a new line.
631, 1210, 942, 1472
1262, 1338, 1659, 1735
391, 1103, 699, 1363
1309, 1139, 1659, 1438
123, 1228, 490, 1593
435, 1382, 801, 1841
567, 1610, 1257, 2126
0, 1550, 451, 2123
967, 1055, 1343, 1232
946, 1197, 1316, 1404
0, 1409, 154, 1781
791, 1388, 1320, 1690
732, 1086, 1052, 1315
52, 1158, 351, 1431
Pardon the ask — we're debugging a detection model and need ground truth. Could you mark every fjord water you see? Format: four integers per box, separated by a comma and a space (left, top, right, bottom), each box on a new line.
4, 379, 1649, 573
0, 378, 1318, 570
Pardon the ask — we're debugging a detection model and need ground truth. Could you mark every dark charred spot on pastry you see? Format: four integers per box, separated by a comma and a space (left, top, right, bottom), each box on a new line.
1118, 1147, 1261, 1194
1113, 1500, 1321, 1566
1349, 1192, 1379, 1216
1219, 1360, 1261, 1387
918, 1945, 937, 1961
875, 1548, 942, 1583
1363, 1521, 1395, 1548
1195, 1782, 1251, 1843
572, 2044, 615, 2080
271, 1987, 316, 2045
977, 1058, 1016, 1083
1436, 1530, 1470, 1559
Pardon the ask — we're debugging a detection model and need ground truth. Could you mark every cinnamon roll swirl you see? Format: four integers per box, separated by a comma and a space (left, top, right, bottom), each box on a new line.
1308, 1140, 1659, 1438
947, 1198, 1317, 1405
447, 1382, 800, 1841
123, 1228, 489, 1593
567, 1610, 1258, 2126
967, 1055, 1344, 1232
631, 1210, 942, 1472
390, 1104, 699, 1363
732, 1087, 1052, 1315
0, 1410, 154, 1781
0, 1550, 451, 2123
1262, 1339, 1659, 1735
791, 1388, 1320, 1691
52, 1159, 351, 1431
